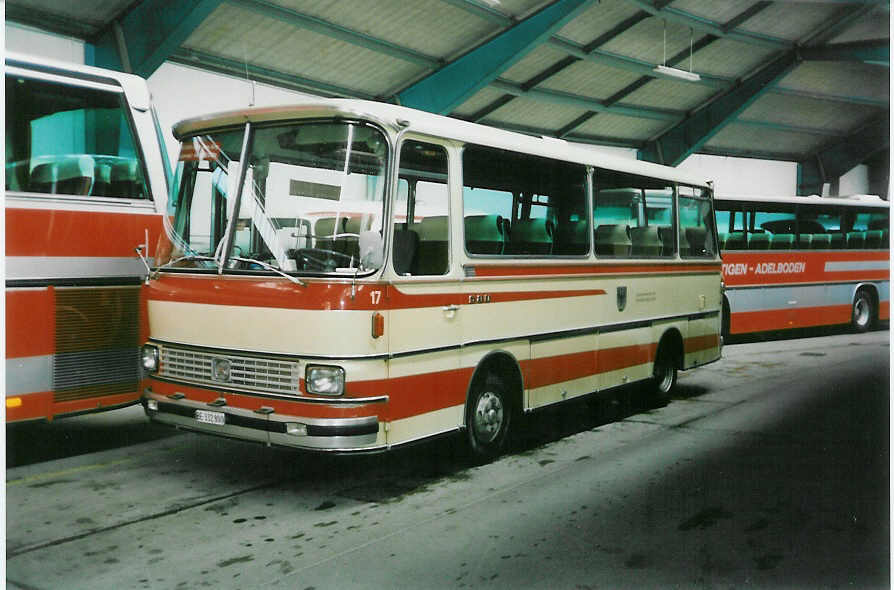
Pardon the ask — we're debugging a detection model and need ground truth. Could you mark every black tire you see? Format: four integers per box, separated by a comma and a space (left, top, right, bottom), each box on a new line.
721, 297, 731, 340
465, 375, 511, 463
851, 289, 874, 333
650, 344, 678, 407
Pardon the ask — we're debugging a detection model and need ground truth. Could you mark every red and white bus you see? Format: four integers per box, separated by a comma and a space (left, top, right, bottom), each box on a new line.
5, 53, 170, 422
140, 100, 722, 460
716, 194, 889, 336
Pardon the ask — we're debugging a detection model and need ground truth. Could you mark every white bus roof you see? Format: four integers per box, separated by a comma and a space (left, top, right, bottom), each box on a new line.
716, 193, 890, 209
5, 51, 152, 111
172, 99, 711, 189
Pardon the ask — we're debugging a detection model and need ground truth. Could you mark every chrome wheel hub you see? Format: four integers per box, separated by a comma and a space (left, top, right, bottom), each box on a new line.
854, 297, 870, 326
473, 391, 504, 444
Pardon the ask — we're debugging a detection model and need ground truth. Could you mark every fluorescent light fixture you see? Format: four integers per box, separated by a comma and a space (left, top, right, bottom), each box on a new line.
653, 65, 701, 82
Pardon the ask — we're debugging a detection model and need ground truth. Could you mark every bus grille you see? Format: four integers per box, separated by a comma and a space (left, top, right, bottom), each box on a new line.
54, 286, 141, 402
159, 346, 301, 396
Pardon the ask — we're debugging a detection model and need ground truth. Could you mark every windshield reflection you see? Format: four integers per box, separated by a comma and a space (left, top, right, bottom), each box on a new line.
162, 120, 389, 276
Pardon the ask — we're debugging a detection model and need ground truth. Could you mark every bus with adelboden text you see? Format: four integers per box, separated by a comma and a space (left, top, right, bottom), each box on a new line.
716, 193, 889, 337
139, 99, 722, 461
5, 53, 169, 423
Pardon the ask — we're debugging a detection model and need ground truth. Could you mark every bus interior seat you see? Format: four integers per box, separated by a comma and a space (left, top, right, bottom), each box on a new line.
812, 233, 831, 249
770, 234, 794, 250
553, 219, 588, 255
656, 225, 675, 256
507, 218, 553, 255
828, 233, 845, 249
882, 229, 889, 247
465, 214, 505, 254
748, 232, 770, 250
717, 232, 727, 249
110, 159, 141, 198
630, 226, 662, 257
595, 224, 631, 256
864, 230, 883, 248
29, 155, 95, 195
392, 227, 419, 275
682, 227, 707, 256
5, 160, 29, 192
796, 234, 813, 249
93, 163, 112, 196
845, 231, 865, 249
415, 216, 449, 274
314, 217, 337, 250
724, 231, 747, 250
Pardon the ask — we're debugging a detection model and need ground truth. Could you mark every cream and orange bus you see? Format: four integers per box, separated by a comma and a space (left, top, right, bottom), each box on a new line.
716, 194, 889, 337
140, 100, 722, 460
5, 53, 170, 422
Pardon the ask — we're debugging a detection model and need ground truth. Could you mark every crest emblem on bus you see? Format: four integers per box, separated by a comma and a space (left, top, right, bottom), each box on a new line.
617, 286, 627, 312
212, 357, 232, 382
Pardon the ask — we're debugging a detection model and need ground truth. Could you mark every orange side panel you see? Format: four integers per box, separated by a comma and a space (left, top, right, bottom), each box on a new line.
6, 391, 53, 423
6, 288, 55, 358
730, 305, 851, 335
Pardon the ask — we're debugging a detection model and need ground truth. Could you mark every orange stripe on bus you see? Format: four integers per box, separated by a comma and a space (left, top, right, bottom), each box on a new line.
148, 275, 607, 311
722, 250, 889, 287
149, 335, 715, 423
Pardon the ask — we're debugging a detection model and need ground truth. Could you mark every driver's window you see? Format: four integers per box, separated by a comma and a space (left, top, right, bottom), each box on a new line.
392, 140, 449, 276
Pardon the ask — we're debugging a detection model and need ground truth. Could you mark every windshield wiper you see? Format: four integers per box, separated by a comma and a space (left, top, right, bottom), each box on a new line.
158, 254, 219, 269
229, 256, 306, 286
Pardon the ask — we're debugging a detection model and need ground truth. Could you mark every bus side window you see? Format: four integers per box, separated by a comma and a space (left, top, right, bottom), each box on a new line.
594, 170, 674, 258
393, 140, 449, 276
462, 144, 588, 257
5, 73, 150, 200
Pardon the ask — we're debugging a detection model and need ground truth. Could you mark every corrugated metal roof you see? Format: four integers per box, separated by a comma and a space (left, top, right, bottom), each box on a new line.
6, 0, 889, 183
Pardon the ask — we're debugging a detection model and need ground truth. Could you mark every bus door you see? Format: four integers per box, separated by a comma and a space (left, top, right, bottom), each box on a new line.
679, 186, 720, 366
386, 138, 461, 443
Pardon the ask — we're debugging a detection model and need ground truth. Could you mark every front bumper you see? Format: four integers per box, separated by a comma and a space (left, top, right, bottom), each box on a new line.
142, 386, 385, 452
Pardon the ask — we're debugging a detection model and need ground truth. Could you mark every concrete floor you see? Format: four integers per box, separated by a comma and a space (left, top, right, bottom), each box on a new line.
5, 330, 890, 589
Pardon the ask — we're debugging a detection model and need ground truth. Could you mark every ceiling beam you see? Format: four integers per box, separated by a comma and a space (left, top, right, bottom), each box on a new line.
229, 0, 441, 68
797, 113, 890, 195
638, 51, 800, 165
466, 10, 653, 123
637, 3, 883, 166
397, 0, 595, 113
490, 79, 680, 120
169, 48, 379, 99
439, 0, 515, 26
87, 0, 223, 77
735, 118, 849, 138
5, 5, 98, 39
800, 39, 889, 65
622, 0, 792, 49
771, 87, 889, 108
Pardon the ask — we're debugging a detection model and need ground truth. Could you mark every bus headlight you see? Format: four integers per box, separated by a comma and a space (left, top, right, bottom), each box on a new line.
305, 365, 344, 396
141, 344, 160, 373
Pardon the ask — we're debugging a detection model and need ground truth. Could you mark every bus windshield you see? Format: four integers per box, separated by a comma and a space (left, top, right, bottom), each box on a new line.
165, 120, 389, 275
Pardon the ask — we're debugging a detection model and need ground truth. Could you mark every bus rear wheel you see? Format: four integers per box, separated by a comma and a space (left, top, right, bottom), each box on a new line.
650, 344, 678, 407
466, 375, 511, 463
851, 289, 874, 333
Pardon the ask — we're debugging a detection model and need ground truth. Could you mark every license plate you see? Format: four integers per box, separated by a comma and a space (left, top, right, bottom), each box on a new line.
195, 409, 225, 426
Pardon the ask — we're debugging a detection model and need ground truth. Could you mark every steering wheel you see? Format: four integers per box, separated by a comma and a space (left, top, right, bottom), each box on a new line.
294, 248, 354, 271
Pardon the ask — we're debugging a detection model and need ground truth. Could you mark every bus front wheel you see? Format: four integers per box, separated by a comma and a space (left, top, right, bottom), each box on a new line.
851, 289, 874, 333
465, 375, 511, 463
